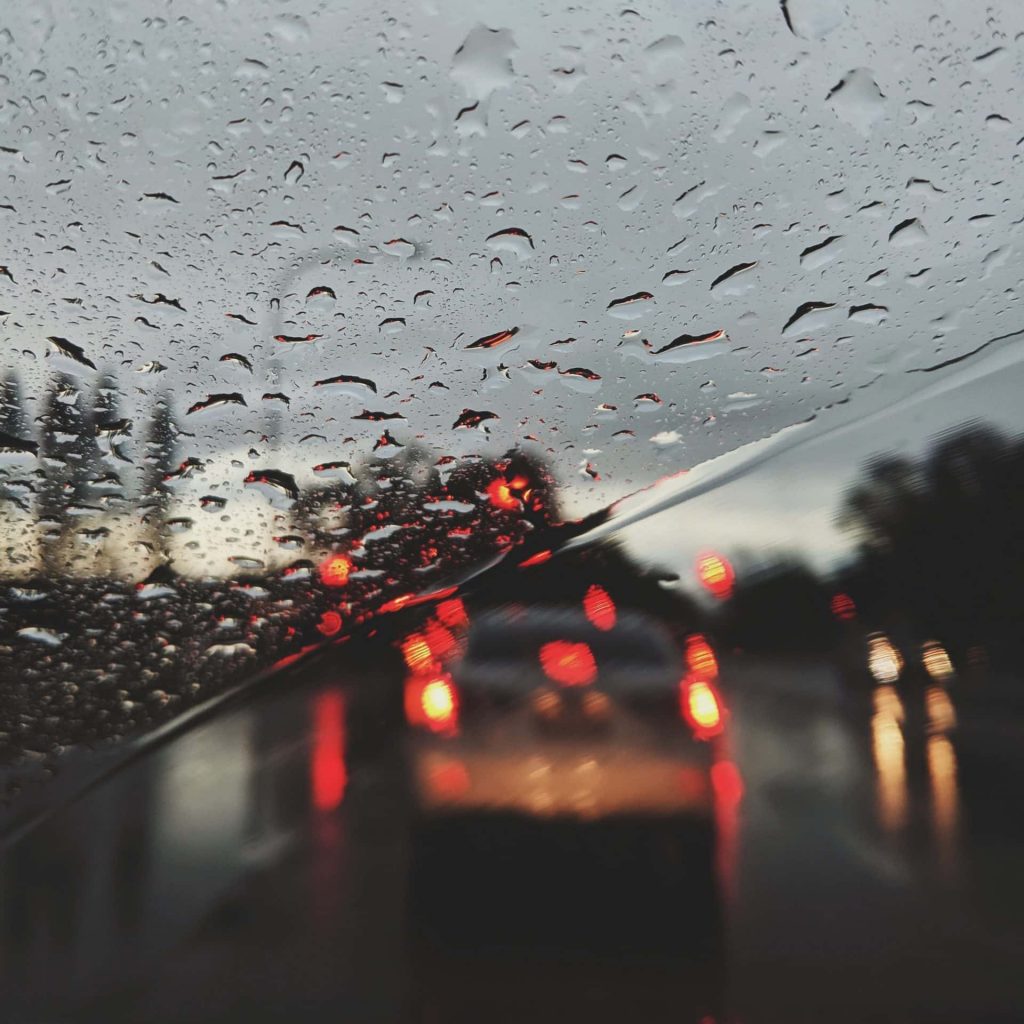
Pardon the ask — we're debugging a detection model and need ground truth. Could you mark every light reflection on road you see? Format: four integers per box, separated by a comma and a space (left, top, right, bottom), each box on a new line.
3, 654, 1019, 1023
871, 679, 962, 879
872, 684, 908, 834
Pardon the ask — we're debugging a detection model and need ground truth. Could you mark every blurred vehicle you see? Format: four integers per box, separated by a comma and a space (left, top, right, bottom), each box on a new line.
400, 598, 727, 956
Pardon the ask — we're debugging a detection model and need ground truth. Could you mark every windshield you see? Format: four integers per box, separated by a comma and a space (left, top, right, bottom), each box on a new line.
3, 1, 1024, 1021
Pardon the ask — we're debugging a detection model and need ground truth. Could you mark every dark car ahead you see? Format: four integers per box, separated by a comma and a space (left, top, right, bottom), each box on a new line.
401, 599, 728, 958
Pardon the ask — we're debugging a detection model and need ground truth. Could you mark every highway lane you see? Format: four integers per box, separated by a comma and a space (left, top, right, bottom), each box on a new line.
2, 644, 1023, 1023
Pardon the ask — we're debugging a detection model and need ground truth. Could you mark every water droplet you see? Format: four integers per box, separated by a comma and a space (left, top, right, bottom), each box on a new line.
607, 291, 655, 319
652, 329, 727, 361
46, 336, 96, 372
800, 236, 843, 269
466, 327, 519, 350
849, 303, 889, 325
783, 302, 837, 334
452, 409, 499, 430
219, 353, 253, 372
710, 261, 757, 296
313, 373, 377, 395
243, 468, 299, 506
485, 228, 534, 260
889, 218, 927, 247
827, 69, 886, 136
186, 393, 247, 415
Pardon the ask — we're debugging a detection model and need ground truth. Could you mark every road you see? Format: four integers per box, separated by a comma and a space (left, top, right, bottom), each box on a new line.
2, 643, 1023, 1023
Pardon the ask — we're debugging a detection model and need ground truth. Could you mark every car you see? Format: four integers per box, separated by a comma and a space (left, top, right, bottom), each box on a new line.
400, 598, 727, 958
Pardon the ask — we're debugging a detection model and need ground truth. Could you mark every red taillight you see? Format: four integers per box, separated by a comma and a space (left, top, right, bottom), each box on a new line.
436, 597, 468, 629
583, 584, 616, 632
405, 674, 459, 735
831, 592, 856, 621
424, 619, 457, 661
401, 632, 435, 673
680, 677, 725, 739
696, 551, 734, 600
686, 633, 718, 678
539, 640, 597, 687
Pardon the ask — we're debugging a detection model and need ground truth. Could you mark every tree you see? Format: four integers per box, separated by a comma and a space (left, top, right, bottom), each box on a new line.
36, 374, 95, 575
837, 425, 1024, 662
0, 373, 32, 510
139, 395, 179, 569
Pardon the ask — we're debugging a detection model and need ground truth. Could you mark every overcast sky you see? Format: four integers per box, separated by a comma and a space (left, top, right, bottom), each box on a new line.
3, 0, 1024, 574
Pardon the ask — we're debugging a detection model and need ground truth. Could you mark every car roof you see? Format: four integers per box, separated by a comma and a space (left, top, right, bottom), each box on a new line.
466, 605, 679, 659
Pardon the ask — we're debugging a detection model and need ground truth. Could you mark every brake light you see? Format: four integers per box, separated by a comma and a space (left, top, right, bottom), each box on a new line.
401, 633, 435, 673
686, 634, 718, 678
583, 584, 616, 631
539, 640, 597, 687
422, 678, 456, 725
405, 674, 459, 735
436, 597, 468, 629
696, 551, 734, 600
680, 677, 724, 739
424, 619, 457, 660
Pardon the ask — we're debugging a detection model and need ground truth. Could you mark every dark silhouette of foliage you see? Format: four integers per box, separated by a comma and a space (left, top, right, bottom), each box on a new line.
837, 424, 1024, 662
139, 395, 179, 568
720, 559, 837, 655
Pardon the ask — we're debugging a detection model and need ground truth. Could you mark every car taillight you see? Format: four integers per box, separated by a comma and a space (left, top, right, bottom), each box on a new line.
405, 674, 459, 735
424, 619, 457, 660
686, 633, 718, 678
583, 584, 616, 631
680, 677, 725, 739
401, 632, 435, 673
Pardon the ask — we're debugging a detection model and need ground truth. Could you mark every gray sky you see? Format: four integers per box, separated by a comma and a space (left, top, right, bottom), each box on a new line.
3, 0, 1024, 570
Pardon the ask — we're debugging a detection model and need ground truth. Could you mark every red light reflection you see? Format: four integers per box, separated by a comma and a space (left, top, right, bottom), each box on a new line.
519, 549, 553, 568
316, 610, 343, 636
711, 758, 743, 904
311, 690, 347, 812
487, 477, 520, 511
318, 554, 352, 588
426, 759, 471, 801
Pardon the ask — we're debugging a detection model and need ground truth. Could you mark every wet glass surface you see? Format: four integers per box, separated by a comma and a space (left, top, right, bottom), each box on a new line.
2, 0, 1024, 1020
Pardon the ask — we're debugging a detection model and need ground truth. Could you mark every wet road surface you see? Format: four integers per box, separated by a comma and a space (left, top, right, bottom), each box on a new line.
3, 646, 1023, 1023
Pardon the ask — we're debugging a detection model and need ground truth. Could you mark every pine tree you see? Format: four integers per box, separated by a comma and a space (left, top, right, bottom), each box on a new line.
37, 374, 91, 574
139, 394, 179, 568
0, 373, 32, 510
0, 372, 29, 438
